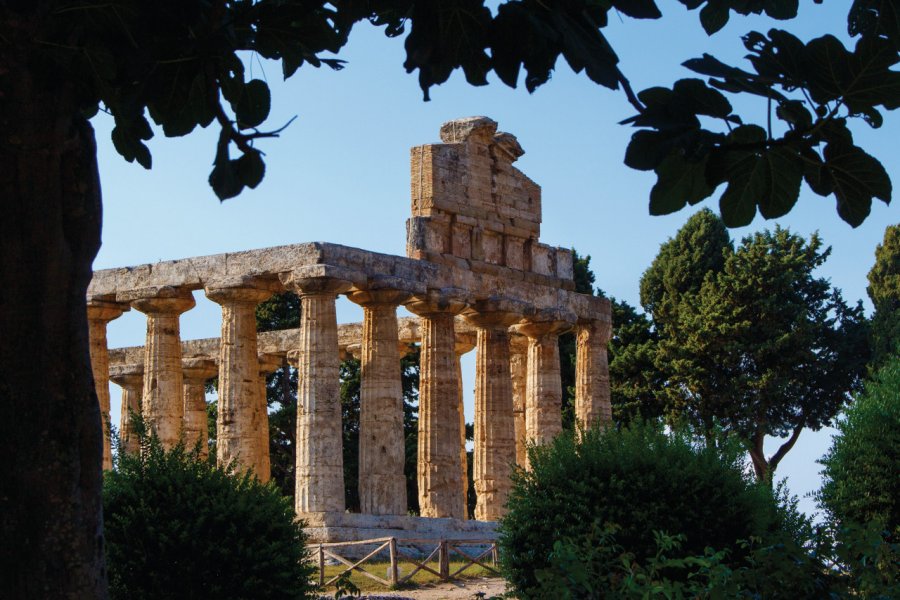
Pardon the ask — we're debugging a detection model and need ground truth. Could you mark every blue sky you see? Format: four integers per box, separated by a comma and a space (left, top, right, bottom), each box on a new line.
94, 0, 897, 517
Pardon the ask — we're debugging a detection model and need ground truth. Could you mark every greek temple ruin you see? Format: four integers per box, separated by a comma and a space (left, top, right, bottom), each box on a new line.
87, 117, 612, 541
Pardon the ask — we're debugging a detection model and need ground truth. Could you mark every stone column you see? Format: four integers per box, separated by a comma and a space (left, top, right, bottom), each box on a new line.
575, 318, 613, 430
206, 282, 275, 478
129, 288, 195, 449
509, 335, 529, 468
346, 289, 410, 516
109, 364, 143, 456
405, 289, 469, 519
455, 333, 476, 520
512, 310, 575, 466
182, 357, 217, 460
281, 270, 353, 515
87, 300, 127, 470
464, 300, 522, 521
256, 353, 283, 483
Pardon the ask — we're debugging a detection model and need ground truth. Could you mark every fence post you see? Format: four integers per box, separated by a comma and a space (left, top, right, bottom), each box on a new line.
318, 544, 325, 588
492, 542, 499, 567
389, 537, 399, 586
439, 539, 450, 580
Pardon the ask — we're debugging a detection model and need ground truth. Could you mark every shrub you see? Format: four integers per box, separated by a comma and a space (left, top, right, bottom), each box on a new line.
817, 356, 900, 536
499, 422, 792, 598
104, 433, 314, 600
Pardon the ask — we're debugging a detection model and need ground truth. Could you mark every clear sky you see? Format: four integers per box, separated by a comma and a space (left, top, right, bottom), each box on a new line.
94, 0, 897, 518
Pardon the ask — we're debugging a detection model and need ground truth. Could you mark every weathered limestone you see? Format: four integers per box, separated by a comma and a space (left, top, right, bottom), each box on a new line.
182, 357, 217, 459
91, 117, 615, 542
405, 289, 470, 519
575, 318, 613, 430
281, 267, 353, 515
127, 288, 195, 449
206, 281, 276, 477
464, 299, 524, 521
454, 333, 476, 520
87, 300, 127, 470
346, 288, 411, 516
512, 310, 575, 465
257, 353, 283, 483
109, 363, 143, 455
509, 335, 529, 467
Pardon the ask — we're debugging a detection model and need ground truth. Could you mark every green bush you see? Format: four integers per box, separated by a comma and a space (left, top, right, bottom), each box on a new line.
104, 434, 314, 600
499, 423, 795, 598
817, 356, 900, 536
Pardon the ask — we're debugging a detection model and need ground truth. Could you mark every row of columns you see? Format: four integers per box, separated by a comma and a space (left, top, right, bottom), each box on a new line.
88, 274, 612, 522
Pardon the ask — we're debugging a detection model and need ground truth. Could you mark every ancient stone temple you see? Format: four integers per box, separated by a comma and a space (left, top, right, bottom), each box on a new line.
87, 117, 612, 542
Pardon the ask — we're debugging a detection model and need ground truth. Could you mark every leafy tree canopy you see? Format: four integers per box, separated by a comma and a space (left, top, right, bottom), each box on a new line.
7, 0, 893, 223
643, 211, 869, 480
817, 355, 900, 536
867, 224, 900, 369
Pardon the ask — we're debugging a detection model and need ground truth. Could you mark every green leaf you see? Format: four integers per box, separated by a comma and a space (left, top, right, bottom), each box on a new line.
650, 153, 714, 215
764, 0, 799, 20
824, 141, 892, 227
611, 0, 662, 20
714, 125, 804, 226
235, 151, 265, 189
209, 160, 242, 201
699, 0, 730, 34
757, 147, 803, 219
673, 78, 732, 118
235, 79, 271, 129
111, 123, 152, 169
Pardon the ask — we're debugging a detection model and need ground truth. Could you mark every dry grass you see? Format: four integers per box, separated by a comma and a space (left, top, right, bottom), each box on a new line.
318, 559, 498, 592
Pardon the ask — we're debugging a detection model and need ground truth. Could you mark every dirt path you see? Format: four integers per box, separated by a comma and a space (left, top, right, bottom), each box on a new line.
322, 576, 511, 599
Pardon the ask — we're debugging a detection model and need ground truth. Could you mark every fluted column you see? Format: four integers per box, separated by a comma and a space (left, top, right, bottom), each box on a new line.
464, 300, 523, 521
509, 335, 529, 468
109, 364, 143, 456
129, 288, 195, 449
256, 353, 283, 483
512, 310, 575, 467
206, 282, 275, 478
405, 289, 469, 519
575, 318, 613, 430
347, 288, 410, 516
281, 271, 352, 515
182, 358, 217, 459
87, 300, 127, 470
455, 333, 476, 520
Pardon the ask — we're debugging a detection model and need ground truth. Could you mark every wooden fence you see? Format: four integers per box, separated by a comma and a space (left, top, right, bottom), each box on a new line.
315, 537, 499, 588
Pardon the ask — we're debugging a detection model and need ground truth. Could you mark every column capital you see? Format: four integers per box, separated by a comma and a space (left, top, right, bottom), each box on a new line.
462, 296, 529, 330
279, 265, 361, 296
87, 299, 128, 323
123, 286, 196, 315
346, 288, 411, 307
511, 308, 576, 339
404, 287, 472, 317
455, 331, 477, 355
205, 278, 279, 306
109, 363, 143, 387
258, 352, 283, 375
182, 357, 217, 382
577, 317, 613, 343
342, 343, 362, 361
286, 349, 301, 368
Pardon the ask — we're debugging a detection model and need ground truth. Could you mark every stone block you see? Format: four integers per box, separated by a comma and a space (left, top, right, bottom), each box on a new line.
504, 236, 526, 271
482, 231, 503, 265
532, 243, 554, 276
556, 248, 574, 281
451, 221, 472, 259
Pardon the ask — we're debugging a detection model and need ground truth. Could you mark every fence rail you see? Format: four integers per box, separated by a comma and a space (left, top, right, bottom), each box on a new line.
315, 536, 500, 588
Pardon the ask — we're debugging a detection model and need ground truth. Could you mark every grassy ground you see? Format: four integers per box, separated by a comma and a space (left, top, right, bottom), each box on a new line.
317, 559, 499, 592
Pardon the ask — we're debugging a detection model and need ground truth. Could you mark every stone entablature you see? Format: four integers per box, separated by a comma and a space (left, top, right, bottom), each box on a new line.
88, 117, 612, 538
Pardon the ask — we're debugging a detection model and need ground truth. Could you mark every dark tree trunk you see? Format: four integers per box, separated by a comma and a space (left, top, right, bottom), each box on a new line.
0, 10, 109, 597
